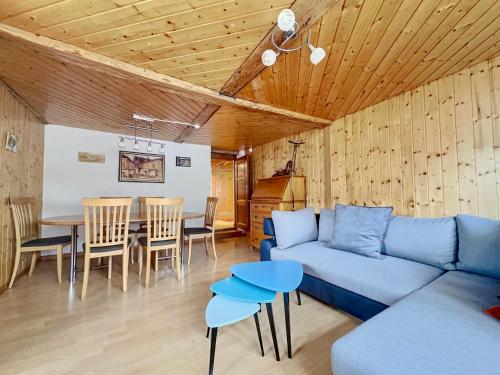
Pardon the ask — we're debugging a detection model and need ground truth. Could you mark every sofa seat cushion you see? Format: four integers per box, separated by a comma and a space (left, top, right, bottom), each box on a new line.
271, 242, 444, 306
332, 271, 500, 375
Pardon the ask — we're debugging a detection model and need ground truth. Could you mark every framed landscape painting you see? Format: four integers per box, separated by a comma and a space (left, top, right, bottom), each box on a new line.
119, 151, 165, 183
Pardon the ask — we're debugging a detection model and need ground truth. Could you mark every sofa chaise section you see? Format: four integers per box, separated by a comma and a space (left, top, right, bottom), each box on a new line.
332, 271, 500, 375
271, 241, 444, 306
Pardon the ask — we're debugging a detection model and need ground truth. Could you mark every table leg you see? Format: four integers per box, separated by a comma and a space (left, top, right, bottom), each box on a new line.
180, 218, 185, 264
254, 313, 264, 356
209, 327, 218, 375
296, 289, 302, 305
284, 292, 292, 358
70, 225, 78, 284
266, 303, 280, 361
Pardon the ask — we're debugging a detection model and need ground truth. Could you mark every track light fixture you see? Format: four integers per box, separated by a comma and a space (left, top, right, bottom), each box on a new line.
262, 9, 326, 67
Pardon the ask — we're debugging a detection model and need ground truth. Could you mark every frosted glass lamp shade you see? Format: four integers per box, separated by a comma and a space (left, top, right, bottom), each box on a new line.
277, 9, 295, 32
262, 49, 278, 66
309, 45, 326, 65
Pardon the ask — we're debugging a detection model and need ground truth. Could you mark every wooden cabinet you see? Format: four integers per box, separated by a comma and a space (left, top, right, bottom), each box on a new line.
249, 176, 306, 248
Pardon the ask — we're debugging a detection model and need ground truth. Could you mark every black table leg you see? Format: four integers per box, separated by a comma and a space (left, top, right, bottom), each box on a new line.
296, 289, 302, 305
266, 303, 280, 361
284, 292, 292, 358
254, 313, 264, 356
209, 327, 218, 375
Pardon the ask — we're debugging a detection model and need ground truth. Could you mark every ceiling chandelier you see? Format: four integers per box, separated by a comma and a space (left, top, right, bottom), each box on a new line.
117, 114, 200, 154
261, 9, 326, 67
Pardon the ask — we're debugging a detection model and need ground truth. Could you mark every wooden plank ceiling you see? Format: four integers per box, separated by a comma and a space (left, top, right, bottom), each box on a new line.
237, 0, 500, 120
0, 23, 327, 151
0, 0, 293, 91
0, 0, 499, 150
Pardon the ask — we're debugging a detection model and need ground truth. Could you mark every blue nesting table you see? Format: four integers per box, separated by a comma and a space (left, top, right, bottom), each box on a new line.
205, 260, 303, 374
205, 295, 262, 375
210, 276, 280, 361
230, 260, 304, 359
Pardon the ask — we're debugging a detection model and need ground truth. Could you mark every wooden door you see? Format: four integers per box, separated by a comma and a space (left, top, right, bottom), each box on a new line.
235, 155, 250, 233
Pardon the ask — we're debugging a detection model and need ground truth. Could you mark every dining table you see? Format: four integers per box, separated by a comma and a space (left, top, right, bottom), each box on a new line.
40, 211, 205, 283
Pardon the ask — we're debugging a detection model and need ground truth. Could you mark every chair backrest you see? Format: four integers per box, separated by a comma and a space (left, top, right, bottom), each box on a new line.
204, 197, 218, 228
138, 196, 163, 217
10, 197, 38, 247
82, 197, 132, 251
145, 197, 184, 244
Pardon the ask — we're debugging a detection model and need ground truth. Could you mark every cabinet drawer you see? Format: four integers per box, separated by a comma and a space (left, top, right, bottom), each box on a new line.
251, 202, 280, 212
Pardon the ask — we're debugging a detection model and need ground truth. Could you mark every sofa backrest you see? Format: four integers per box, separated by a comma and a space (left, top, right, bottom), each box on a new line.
456, 214, 500, 279
382, 216, 457, 270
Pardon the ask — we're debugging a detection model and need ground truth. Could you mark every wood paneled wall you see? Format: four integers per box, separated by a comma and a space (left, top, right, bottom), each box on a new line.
0, 83, 44, 290
252, 56, 500, 219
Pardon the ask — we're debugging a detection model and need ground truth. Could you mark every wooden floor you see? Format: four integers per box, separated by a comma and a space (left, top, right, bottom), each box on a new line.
0, 237, 359, 375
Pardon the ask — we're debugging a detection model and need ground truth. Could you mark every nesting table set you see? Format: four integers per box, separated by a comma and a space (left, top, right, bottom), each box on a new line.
205, 260, 304, 375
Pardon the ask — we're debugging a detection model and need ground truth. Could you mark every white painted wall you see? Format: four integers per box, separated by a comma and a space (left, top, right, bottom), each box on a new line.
42, 125, 211, 247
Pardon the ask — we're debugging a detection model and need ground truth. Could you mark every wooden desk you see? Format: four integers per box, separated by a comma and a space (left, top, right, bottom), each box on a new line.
40, 212, 204, 283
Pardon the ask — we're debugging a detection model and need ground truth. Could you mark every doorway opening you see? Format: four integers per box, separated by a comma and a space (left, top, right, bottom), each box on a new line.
211, 158, 235, 230
211, 151, 251, 237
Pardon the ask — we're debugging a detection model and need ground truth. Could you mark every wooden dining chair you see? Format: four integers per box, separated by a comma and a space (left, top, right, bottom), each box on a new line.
81, 197, 132, 299
100, 196, 135, 265
9, 197, 71, 288
184, 197, 218, 266
135, 196, 164, 268
138, 197, 184, 286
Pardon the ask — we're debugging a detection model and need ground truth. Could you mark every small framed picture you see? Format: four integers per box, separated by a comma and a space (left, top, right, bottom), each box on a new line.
176, 156, 191, 167
5, 132, 18, 152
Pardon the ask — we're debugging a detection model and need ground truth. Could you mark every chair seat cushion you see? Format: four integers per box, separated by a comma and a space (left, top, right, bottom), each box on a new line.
184, 227, 212, 235
22, 235, 71, 247
82, 238, 131, 253
271, 241, 444, 306
138, 237, 176, 247
332, 271, 500, 375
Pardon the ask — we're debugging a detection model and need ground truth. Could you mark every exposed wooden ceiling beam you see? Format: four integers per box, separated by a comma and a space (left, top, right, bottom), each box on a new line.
220, 0, 340, 97
174, 103, 220, 143
0, 23, 331, 127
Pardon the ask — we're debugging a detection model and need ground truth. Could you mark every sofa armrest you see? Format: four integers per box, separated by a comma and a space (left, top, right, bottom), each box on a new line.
260, 238, 277, 261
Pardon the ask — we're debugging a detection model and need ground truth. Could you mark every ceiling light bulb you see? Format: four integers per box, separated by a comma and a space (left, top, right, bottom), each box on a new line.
159, 144, 165, 154
133, 140, 140, 150
118, 137, 126, 148
262, 49, 278, 66
277, 9, 295, 32
309, 45, 326, 65
193, 124, 200, 129
146, 142, 153, 153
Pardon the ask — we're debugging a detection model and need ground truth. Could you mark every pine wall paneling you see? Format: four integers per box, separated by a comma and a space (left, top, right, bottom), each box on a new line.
251, 57, 500, 218
0, 83, 44, 290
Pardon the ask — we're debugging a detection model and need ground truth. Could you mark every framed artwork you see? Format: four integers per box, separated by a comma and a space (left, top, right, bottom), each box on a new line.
5, 132, 18, 152
78, 152, 105, 163
119, 151, 165, 183
176, 156, 191, 167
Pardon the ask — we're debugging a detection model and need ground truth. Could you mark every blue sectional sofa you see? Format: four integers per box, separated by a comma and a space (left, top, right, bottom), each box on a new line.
260, 213, 500, 375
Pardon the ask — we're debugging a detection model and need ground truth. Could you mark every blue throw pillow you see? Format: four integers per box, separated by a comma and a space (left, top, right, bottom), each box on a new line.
318, 208, 335, 242
272, 207, 318, 249
330, 204, 393, 258
382, 216, 457, 270
456, 214, 500, 279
